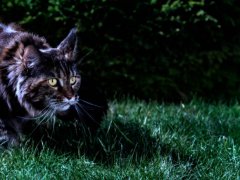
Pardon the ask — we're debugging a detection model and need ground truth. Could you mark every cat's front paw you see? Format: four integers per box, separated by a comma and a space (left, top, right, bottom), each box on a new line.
0, 133, 20, 148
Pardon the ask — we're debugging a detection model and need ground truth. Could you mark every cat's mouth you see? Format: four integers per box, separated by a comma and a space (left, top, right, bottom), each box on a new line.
55, 104, 75, 117
54, 102, 77, 115
56, 104, 71, 112
50, 97, 78, 112
46, 97, 79, 118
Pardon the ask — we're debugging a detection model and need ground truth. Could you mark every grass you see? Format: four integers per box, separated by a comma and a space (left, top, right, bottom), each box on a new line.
1, 99, 240, 179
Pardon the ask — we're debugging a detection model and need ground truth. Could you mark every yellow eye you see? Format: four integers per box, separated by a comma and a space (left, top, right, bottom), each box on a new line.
70, 76, 77, 85
48, 78, 58, 87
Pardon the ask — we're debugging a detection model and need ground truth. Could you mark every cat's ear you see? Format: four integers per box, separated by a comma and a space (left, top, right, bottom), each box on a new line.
15, 44, 40, 68
57, 28, 78, 61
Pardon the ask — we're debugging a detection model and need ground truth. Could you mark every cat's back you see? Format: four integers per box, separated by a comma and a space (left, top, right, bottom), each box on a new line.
0, 23, 19, 40
0, 23, 20, 53
0, 23, 50, 62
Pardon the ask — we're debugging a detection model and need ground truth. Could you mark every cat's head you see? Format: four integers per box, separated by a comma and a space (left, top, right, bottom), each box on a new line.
14, 28, 81, 117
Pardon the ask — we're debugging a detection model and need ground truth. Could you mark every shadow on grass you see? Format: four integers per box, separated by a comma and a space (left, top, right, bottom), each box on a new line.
27, 118, 198, 168
28, 120, 158, 165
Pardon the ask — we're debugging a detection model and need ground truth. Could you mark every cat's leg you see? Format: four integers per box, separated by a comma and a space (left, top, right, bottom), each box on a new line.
0, 118, 20, 148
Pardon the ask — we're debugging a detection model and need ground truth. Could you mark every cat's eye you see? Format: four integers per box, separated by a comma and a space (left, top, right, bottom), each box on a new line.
48, 78, 58, 87
70, 76, 77, 85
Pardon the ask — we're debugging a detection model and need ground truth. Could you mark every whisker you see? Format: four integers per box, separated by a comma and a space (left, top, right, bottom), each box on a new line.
28, 109, 52, 137
37, 109, 52, 124
74, 104, 85, 118
17, 105, 51, 120
48, 110, 56, 134
31, 107, 57, 133
78, 98, 103, 109
76, 103, 98, 124
37, 108, 52, 121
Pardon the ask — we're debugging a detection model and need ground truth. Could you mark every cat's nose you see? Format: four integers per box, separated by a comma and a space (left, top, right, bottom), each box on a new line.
65, 92, 74, 100
64, 97, 76, 105
66, 95, 73, 100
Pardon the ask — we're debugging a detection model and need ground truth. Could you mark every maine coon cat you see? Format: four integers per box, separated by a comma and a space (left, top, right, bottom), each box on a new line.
0, 23, 107, 148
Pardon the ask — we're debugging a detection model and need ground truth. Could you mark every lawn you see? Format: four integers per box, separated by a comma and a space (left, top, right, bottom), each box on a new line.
1, 99, 240, 179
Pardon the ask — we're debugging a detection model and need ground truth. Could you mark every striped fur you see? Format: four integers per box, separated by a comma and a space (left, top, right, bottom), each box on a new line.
0, 23, 81, 147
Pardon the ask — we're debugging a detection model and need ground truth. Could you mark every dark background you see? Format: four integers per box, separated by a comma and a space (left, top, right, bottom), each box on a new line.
1, 0, 240, 102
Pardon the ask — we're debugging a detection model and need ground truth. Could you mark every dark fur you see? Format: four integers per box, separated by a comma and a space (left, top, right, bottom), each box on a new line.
0, 23, 107, 148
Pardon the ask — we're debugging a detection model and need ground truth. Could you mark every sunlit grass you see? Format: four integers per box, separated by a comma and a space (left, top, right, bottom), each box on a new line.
1, 99, 240, 179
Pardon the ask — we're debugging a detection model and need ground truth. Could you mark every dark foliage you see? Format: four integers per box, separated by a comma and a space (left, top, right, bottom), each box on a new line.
1, 0, 240, 101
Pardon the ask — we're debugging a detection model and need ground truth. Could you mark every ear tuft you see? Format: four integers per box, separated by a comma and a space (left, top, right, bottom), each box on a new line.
57, 28, 78, 61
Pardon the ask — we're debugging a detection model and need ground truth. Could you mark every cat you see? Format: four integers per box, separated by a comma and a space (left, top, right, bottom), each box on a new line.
0, 23, 107, 148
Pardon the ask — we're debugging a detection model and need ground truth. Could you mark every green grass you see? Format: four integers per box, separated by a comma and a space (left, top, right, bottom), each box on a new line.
1, 99, 240, 179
